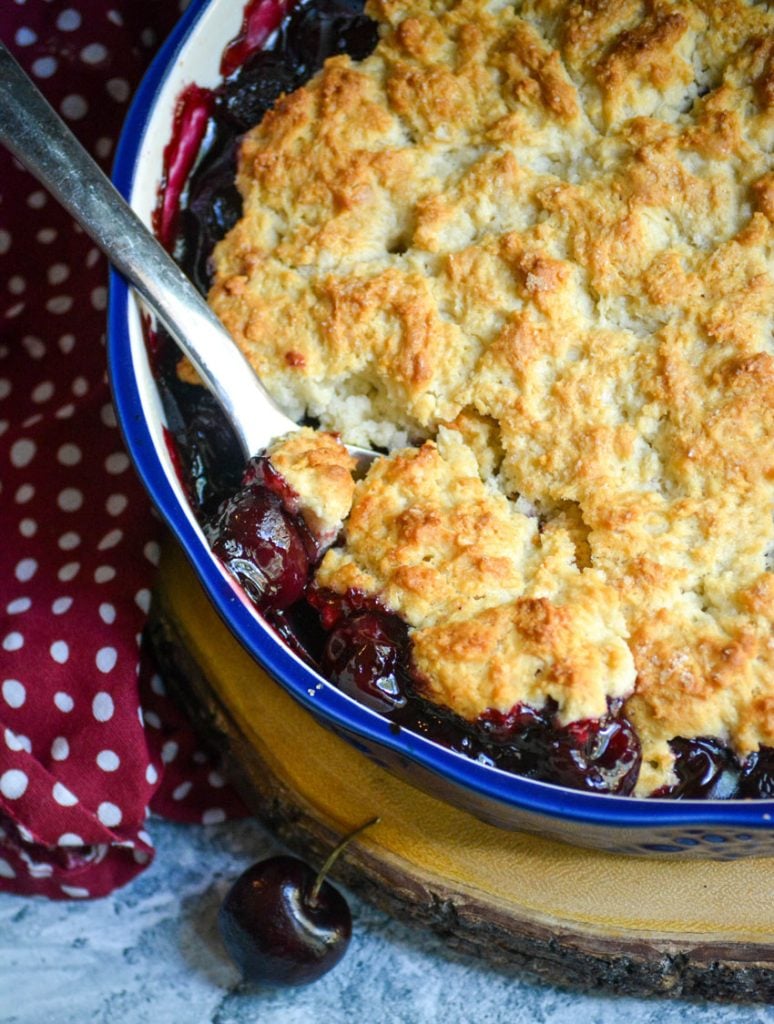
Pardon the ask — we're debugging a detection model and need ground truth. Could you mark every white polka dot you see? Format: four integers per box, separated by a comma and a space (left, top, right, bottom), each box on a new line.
54, 692, 74, 713
60, 885, 90, 898
0, 230, 10, 255
97, 529, 122, 551
97, 802, 121, 827
106, 78, 130, 102
51, 737, 69, 761
161, 741, 178, 764
10, 439, 36, 468
143, 710, 161, 729
134, 589, 151, 614
53, 782, 78, 807
133, 850, 150, 865
95, 137, 113, 159
21, 335, 45, 359
91, 286, 107, 310
208, 771, 226, 788
101, 403, 117, 428
4, 730, 31, 754
50, 641, 69, 664
26, 191, 46, 210
5, 301, 26, 319
145, 764, 159, 785
57, 562, 80, 582
47, 263, 70, 286
2, 680, 26, 709
106, 493, 127, 516
58, 531, 80, 551
149, 674, 166, 697
172, 781, 192, 801
71, 376, 88, 397
32, 380, 55, 403
56, 9, 82, 30
96, 647, 117, 673
31, 56, 57, 78
37, 228, 57, 244
27, 862, 54, 880
96, 750, 120, 772
144, 541, 161, 566
14, 558, 37, 582
94, 565, 116, 583
98, 602, 116, 625
0, 770, 28, 800
0, 858, 16, 879
52, 597, 73, 615
80, 42, 108, 64
105, 452, 129, 474
46, 295, 74, 314
6, 598, 31, 615
55, 403, 75, 419
58, 833, 83, 846
18, 518, 36, 538
107, 9, 124, 25
202, 808, 226, 825
15, 26, 37, 45
0, 378, 10, 400
92, 692, 114, 722
57, 443, 82, 466
2, 633, 24, 652
58, 488, 83, 512
8, 275, 26, 295
58, 333, 75, 353
15, 484, 34, 504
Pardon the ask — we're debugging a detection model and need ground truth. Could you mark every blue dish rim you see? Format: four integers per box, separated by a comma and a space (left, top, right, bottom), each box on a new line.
107, 0, 774, 835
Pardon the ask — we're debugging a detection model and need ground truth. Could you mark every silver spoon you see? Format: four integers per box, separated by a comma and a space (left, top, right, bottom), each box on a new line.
0, 41, 376, 473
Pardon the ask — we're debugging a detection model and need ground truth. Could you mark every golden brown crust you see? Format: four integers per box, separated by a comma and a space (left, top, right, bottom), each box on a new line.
210, 0, 774, 793
266, 428, 356, 542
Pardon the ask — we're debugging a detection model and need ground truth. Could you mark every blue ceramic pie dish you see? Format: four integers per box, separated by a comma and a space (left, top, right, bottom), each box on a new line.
107, 0, 774, 859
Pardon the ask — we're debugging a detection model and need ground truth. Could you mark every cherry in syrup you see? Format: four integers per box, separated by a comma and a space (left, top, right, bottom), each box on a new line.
652, 736, 741, 800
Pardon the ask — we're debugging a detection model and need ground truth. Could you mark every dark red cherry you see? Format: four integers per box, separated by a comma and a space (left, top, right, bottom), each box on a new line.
477, 702, 551, 743
208, 484, 310, 610
545, 713, 641, 795
322, 612, 409, 712
652, 736, 740, 799
218, 855, 351, 986
740, 746, 774, 798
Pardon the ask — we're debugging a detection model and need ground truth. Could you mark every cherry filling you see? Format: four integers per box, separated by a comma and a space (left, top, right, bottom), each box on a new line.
322, 612, 410, 712
206, 461, 315, 611
545, 713, 641, 795
652, 736, 741, 800
740, 747, 774, 799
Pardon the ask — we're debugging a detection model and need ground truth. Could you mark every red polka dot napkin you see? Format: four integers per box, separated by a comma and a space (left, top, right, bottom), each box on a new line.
0, 1, 246, 901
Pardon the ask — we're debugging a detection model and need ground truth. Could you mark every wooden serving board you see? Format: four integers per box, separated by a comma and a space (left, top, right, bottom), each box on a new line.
148, 541, 774, 1002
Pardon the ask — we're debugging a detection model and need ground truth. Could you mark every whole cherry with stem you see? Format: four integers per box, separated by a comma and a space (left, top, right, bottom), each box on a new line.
218, 816, 380, 986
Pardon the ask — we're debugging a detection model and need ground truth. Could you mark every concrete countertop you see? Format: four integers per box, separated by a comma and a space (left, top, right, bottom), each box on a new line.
0, 816, 769, 1024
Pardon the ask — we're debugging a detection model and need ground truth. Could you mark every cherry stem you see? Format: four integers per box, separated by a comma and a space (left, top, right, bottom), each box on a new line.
308, 816, 380, 906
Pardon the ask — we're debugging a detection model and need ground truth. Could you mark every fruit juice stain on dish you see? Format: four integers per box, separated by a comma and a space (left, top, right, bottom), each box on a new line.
146, 0, 774, 802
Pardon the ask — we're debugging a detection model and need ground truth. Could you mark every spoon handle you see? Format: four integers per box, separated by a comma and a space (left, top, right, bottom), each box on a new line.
0, 40, 297, 459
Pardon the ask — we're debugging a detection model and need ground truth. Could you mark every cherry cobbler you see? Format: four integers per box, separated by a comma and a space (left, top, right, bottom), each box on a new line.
157, 0, 774, 798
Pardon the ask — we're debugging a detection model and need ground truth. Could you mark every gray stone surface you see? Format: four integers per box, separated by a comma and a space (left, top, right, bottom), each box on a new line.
0, 816, 772, 1024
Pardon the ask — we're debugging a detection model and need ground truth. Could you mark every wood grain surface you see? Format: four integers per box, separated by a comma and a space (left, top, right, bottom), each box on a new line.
148, 541, 774, 1002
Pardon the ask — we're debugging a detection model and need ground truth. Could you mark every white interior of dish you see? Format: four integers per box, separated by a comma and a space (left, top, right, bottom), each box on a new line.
124, 0, 248, 571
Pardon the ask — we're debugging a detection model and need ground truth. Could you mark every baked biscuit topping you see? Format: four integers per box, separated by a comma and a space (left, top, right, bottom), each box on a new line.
209, 0, 774, 794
